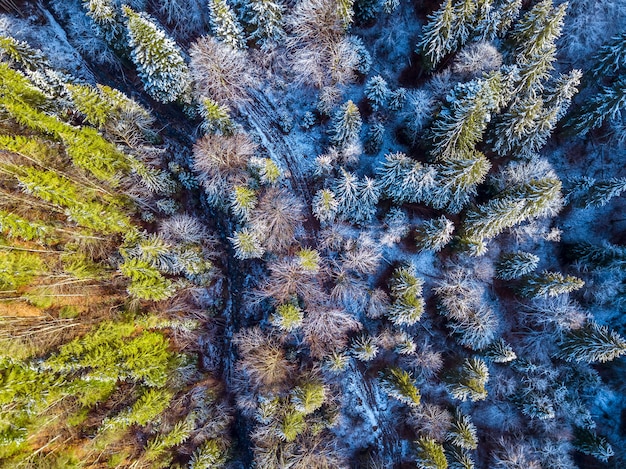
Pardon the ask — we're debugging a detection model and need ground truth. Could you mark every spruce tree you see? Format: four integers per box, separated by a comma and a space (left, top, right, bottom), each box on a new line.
388, 264, 425, 326
510, 0, 566, 92
495, 252, 540, 280
415, 436, 448, 469
379, 367, 421, 407
591, 31, 626, 78
364, 75, 390, 111
329, 100, 362, 148
312, 189, 339, 224
483, 338, 516, 363
573, 428, 614, 462
364, 121, 384, 154
123, 6, 190, 103
245, 0, 285, 49
416, 0, 457, 70
571, 77, 626, 135
447, 357, 489, 402
432, 152, 491, 212
581, 177, 626, 208
519, 271, 584, 298
199, 97, 234, 135
430, 71, 508, 160
559, 322, 626, 363
415, 216, 455, 252
376, 152, 437, 204
447, 410, 477, 450
208, 0, 247, 49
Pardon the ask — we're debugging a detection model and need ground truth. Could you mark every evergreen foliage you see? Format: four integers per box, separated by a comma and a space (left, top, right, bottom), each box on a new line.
447, 410, 478, 450
329, 100, 362, 148
245, 0, 285, 49
573, 428, 614, 462
559, 322, 626, 363
365, 75, 390, 111
447, 357, 489, 402
415, 436, 448, 469
519, 271, 584, 298
209, 0, 247, 49
495, 252, 540, 280
379, 367, 421, 407
415, 216, 455, 252
123, 6, 191, 103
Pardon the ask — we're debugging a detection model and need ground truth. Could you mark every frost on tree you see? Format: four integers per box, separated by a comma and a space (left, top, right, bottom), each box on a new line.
123, 7, 190, 103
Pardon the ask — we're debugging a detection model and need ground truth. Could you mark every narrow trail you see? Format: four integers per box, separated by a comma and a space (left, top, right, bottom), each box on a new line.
243, 90, 314, 206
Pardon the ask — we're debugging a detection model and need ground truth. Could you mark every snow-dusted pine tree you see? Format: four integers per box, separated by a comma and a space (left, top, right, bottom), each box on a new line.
123, 7, 190, 103
208, 0, 247, 49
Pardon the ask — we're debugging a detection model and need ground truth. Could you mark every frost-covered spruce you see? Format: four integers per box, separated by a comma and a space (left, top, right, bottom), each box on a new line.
416, 0, 456, 70
350, 335, 379, 361
388, 87, 407, 111
364, 121, 384, 154
447, 357, 489, 402
462, 198, 525, 243
432, 152, 491, 212
83, 0, 126, 49
381, 207, 410, 246
581, 177, 626, 208
571, 78, 626, 136
229, 228, 265, 259
570, 241, 626, 270
364, 75, 389, 111
199, 97, 234, 135
414, 436, 448, 469
376, 152, 437, 204
334, 168, 359, 220
245, 0, 285, 49
312, 189, 338, 225
492, 70, 581, 157
209, 0, 246, 49
495, 252, 539, 280
123, 7, 190, 103
415, 216, 454, 252
388, 265, 425, 326
483, 338, 516, 363
229, 185, 257, 220
329, 100, 362, 148
355, 176, 380, 223
430, 71, 508, 160
559, 321, 626, 363
510, 0, 566, 92
447, 410, 478, 450
573, 428, 615, 462
401, 89, 434, 144
345, 36, 372, 75
379, 367, 421, 407
519, 271, 584, 298
591, 31, 626, 78
270, 303, 304, 332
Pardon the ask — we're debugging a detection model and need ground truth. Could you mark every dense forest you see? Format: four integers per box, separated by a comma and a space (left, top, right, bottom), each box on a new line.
0, 0, 625, 467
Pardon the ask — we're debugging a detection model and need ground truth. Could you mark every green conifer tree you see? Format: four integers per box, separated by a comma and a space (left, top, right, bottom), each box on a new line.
364, 121, 385, 154
495, 252, 540, 280
519, 271, 584, 298
559, 322, 626, 363
364, 75, 390, 111
447, 410, 477, 450
379, 367, 421, 407
415, 436, 448, 469
573, 428, 614, 462
432, 152, 491, 212
245, 0, 285, 49
329, 100, 362, 148
415, 216, 455, 252
209, 0, 247, 49
570, 77, 626, 135
447, 357, 489, 402
123, 6, 191, 103
581, 177, 626, 208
